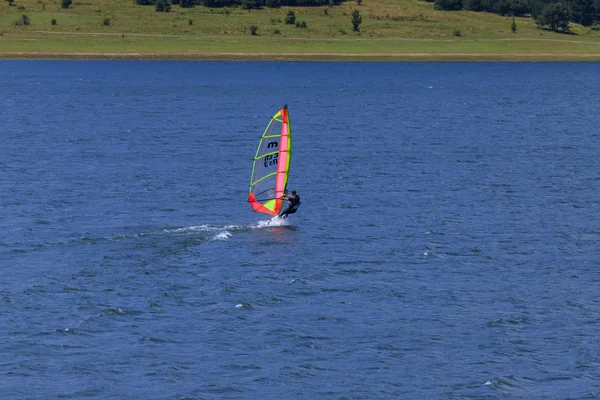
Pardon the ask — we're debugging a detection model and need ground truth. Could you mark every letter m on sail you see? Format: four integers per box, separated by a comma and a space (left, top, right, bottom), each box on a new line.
267, 142, 278, 148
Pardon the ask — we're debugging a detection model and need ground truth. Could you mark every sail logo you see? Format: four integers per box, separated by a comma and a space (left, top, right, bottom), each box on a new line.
264, 153, 278, 167
267, 142, 278, 148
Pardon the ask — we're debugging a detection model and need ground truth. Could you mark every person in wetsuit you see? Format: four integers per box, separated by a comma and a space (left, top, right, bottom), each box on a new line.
278, 190, 301, 218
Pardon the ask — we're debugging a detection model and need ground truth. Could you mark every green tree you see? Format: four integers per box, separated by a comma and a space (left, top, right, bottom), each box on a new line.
180, 0, 194, 7
535, 1, 571, 32
529, 0, 545, 19
570, 0, 597, 26
156, 0, 171, 11
285, 9, 296, 24
434, 0, 462, 10
511, 15, 516, 32
61, 0, 72, 8
242, 0, 261, 9
351, 9, 362, 31
491, 0, 512, 15
463, 0, 484, 11
511, 0, 531, 17
265, 0, 282, 7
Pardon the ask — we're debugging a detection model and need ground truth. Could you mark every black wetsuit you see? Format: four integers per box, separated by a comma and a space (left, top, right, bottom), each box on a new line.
279, 194, 301, 218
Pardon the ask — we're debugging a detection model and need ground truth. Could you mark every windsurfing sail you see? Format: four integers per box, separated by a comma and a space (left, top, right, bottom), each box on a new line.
248, 105, 291, 215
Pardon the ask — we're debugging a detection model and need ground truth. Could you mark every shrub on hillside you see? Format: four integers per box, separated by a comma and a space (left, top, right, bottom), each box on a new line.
285, 9, 296, 24
156, 0, 171, 11
351, 9, 361, 31
15, 14, 30, 25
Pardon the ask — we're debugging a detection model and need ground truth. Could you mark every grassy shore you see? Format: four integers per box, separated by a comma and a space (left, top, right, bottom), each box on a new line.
1, 0, 600, 60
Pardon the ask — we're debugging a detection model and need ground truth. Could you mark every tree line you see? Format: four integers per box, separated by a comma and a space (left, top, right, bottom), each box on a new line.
134, 0, 345, 9
430, 0, 600, 31
134, 0, 599, 33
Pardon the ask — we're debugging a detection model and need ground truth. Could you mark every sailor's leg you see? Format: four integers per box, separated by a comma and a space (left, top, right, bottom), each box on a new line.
278, 205, 290, 218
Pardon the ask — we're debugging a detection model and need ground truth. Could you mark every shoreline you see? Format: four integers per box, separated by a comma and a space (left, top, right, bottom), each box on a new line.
2, 52, 600, 61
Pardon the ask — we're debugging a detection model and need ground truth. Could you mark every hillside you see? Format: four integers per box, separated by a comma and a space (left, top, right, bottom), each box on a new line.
1, 0, 600, 59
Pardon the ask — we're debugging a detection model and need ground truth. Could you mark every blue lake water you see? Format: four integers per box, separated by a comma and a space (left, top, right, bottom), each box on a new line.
1, 61, 600, 399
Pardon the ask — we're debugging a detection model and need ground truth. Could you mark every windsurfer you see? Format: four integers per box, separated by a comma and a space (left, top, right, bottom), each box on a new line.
278, 190, 301, 218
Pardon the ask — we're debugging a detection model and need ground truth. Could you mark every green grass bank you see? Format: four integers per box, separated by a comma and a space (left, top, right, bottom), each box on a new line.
2, 0, 600, 60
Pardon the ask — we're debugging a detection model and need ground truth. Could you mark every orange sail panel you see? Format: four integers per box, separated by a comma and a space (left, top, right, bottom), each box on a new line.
248, 105, 292, 215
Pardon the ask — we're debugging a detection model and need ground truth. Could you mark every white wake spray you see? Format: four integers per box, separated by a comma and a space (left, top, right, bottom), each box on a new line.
162, 217, 290, 242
